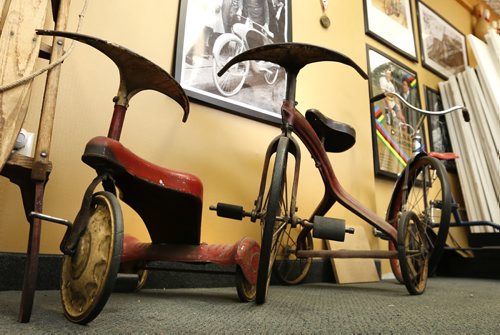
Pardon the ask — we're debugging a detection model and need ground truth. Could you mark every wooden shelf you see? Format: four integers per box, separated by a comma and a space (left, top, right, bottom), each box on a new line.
1, 153, 52, 179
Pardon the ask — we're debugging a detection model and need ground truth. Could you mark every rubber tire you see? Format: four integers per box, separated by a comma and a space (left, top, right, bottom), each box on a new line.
386, 156, 451, 282
256, 138, 289, 304
264, 65, 279, 85
235, 265, 256, 302
60, 192, 123, 324
212, 33, 249, 97
397, 211, 429, 295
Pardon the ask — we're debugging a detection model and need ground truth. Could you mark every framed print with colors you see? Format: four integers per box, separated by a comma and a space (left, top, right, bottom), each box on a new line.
363, 0, 417, 61
174, 0, 291, 125
416, 1, 467, 79
424, 86, 456, 171
367, 46, 422, 179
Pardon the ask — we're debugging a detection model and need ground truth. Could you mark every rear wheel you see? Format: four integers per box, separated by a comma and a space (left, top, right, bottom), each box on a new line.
387, 156, 451, 281
115, 265, 149, 293
397, 211, 429, 295
256, 138, 291, 304
235, 265, 256, 302
274, 227, 313, 285
212, 33, 249, 96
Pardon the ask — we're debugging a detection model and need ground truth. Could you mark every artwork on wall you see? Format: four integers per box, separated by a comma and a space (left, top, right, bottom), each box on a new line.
174, 0, 291, 125
363, 0, 417, 61
366, 45, 422, 179
424, 86, 456, 171
416, 1, 467, 79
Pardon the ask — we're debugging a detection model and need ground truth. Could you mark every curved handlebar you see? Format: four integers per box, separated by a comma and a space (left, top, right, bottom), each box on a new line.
371, 92, 470, 122
217, 43, 368, 80
36, 30, 190, 122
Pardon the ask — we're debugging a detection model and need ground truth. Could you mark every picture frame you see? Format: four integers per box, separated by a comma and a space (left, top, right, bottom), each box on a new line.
366, 45, 422, 179
363, 0, 417, 62
174, 0, 292, 125
424, 86, 456, 171
416, 1, 467, 79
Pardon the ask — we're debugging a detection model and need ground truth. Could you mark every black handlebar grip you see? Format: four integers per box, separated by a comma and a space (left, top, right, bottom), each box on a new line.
213, 203, 245, 220
462, 109, 470, 122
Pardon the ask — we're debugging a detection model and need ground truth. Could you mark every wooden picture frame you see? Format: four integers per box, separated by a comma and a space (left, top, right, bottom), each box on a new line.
416, 1, 467, 79
363, 0, 417, 61
366, 45, 422, 179
174, 0, 292, 125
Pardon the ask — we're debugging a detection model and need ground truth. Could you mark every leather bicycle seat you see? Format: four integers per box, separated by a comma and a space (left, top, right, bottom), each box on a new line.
305, 109, 356, 153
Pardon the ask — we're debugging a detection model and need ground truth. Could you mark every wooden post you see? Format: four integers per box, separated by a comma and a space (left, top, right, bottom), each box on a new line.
31, 0, 71, 181
17, 0, 71, 323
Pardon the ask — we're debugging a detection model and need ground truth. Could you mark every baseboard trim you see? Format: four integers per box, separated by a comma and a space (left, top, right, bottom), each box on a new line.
0, 252, 339, 291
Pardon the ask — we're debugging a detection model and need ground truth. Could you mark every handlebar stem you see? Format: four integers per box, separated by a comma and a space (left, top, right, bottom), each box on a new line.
285, 70, 298, 103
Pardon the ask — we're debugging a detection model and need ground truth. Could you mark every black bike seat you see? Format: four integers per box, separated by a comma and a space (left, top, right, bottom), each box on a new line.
36, 30, 190, 121
218, 42, 368, 79
305, 109, 356, 153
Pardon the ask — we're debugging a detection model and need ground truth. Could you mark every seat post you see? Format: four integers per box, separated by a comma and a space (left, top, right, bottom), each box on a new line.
108, 103, 127, 140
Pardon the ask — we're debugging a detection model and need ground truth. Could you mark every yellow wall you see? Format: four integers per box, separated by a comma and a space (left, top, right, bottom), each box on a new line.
0, 0, 472, 274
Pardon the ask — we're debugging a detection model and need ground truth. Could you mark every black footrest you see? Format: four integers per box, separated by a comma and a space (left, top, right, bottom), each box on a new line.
210, 203, 245, 220
313, 216, 349, 242
373, 228, 391, 241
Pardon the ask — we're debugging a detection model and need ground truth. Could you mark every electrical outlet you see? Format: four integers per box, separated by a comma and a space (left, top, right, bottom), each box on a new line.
14, 129, 35, 157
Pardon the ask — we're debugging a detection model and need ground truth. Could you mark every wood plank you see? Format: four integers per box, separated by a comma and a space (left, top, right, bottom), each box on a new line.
326, 226, 380, 284
0, 0, 49, 172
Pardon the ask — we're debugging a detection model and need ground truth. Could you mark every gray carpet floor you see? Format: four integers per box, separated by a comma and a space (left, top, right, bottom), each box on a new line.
1, 277, 499, 334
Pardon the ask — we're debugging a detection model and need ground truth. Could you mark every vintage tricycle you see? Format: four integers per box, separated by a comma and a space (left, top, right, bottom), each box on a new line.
215, 42, 468, 304
31, 31, 469, 323
33, 30, 260, 324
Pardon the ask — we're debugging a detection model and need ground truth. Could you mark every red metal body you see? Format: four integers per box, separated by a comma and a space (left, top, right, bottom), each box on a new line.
282, 100, 398, 243
122, 235, 260, 284
82, 135, 260, 284
83, 136, 204, 245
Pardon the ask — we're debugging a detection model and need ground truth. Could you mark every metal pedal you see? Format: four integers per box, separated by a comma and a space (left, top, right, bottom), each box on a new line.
312, 216, 354, 242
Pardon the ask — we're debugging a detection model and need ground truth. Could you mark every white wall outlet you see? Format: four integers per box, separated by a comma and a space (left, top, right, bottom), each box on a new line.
13, 128, 35, 157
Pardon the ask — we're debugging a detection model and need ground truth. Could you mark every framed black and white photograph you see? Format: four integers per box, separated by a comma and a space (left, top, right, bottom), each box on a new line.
174, 0, 291, 125
363, 0, 417, 61
366, 45, 422, 179
417, 1, 467, 79
425, 86, 456, 171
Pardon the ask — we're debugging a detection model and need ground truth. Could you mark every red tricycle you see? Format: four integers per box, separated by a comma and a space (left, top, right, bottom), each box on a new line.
33, 30, 260, 324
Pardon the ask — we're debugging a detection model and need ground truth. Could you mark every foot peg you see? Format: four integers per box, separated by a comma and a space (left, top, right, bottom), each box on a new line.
373, 228, 390, 241
29, 211, 72, 227
312, 216, 354, 242
210, 203, 252, 220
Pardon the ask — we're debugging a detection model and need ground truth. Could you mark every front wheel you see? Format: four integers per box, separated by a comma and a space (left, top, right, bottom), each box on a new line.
256, 138, 291, 304
212, 33, 249, 97
60, 192, 123, 324
386, 155, 451, 281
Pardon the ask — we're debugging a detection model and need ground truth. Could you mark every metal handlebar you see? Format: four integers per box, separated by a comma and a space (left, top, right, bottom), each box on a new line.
371, 92, 470, 122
